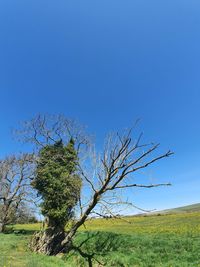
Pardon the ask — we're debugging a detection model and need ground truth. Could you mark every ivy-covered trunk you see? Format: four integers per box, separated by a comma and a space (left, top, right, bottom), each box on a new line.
29, 139, 82, 255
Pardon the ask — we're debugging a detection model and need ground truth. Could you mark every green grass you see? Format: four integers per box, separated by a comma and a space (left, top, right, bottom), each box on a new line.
1, 212, 200, 266
0, 233, 67, 267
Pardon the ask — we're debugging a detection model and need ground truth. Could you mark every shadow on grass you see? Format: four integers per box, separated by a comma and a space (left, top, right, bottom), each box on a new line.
67, 231, 125, 267
2, 228, 127, 266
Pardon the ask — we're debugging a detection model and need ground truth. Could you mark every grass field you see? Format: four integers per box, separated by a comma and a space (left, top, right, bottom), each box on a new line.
0, 211, 200, 267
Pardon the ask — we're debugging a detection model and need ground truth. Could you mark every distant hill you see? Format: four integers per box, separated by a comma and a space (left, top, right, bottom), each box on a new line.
162, 203, 200, 214
136, 203, 200, 217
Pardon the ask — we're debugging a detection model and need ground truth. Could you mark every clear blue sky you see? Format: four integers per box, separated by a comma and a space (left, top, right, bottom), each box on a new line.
0, 0, 199, 211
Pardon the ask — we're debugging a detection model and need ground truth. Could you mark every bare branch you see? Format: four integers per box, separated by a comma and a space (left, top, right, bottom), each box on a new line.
107, 182, 171, 190
61, 128, 173, 251
0, 154, 37, 231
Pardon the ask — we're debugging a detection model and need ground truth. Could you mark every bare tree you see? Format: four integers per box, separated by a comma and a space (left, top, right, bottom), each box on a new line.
15, 114, 90, 153
58, 129, 173, 255
0, 154, 35, 232
15, 114, 173, 256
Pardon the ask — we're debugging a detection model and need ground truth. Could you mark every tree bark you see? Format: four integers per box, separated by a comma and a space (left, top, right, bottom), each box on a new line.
0, 204, 9, 233
30, 218, 70, 255
0, 222, 6, 233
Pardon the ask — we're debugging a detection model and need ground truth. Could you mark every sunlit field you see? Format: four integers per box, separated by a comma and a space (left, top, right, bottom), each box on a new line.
0, 211, 200, 266
14, 210, 200, 235
81, 211, 200, 235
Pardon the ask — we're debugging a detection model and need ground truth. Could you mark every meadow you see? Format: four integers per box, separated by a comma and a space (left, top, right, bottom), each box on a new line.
0, 211, 200, 267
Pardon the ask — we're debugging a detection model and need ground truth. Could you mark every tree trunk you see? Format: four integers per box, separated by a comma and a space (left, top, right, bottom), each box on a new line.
30, 218, 71, 255
0, 222, 6, 233
0, 203, 9, 233
30, 197, 98, 255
